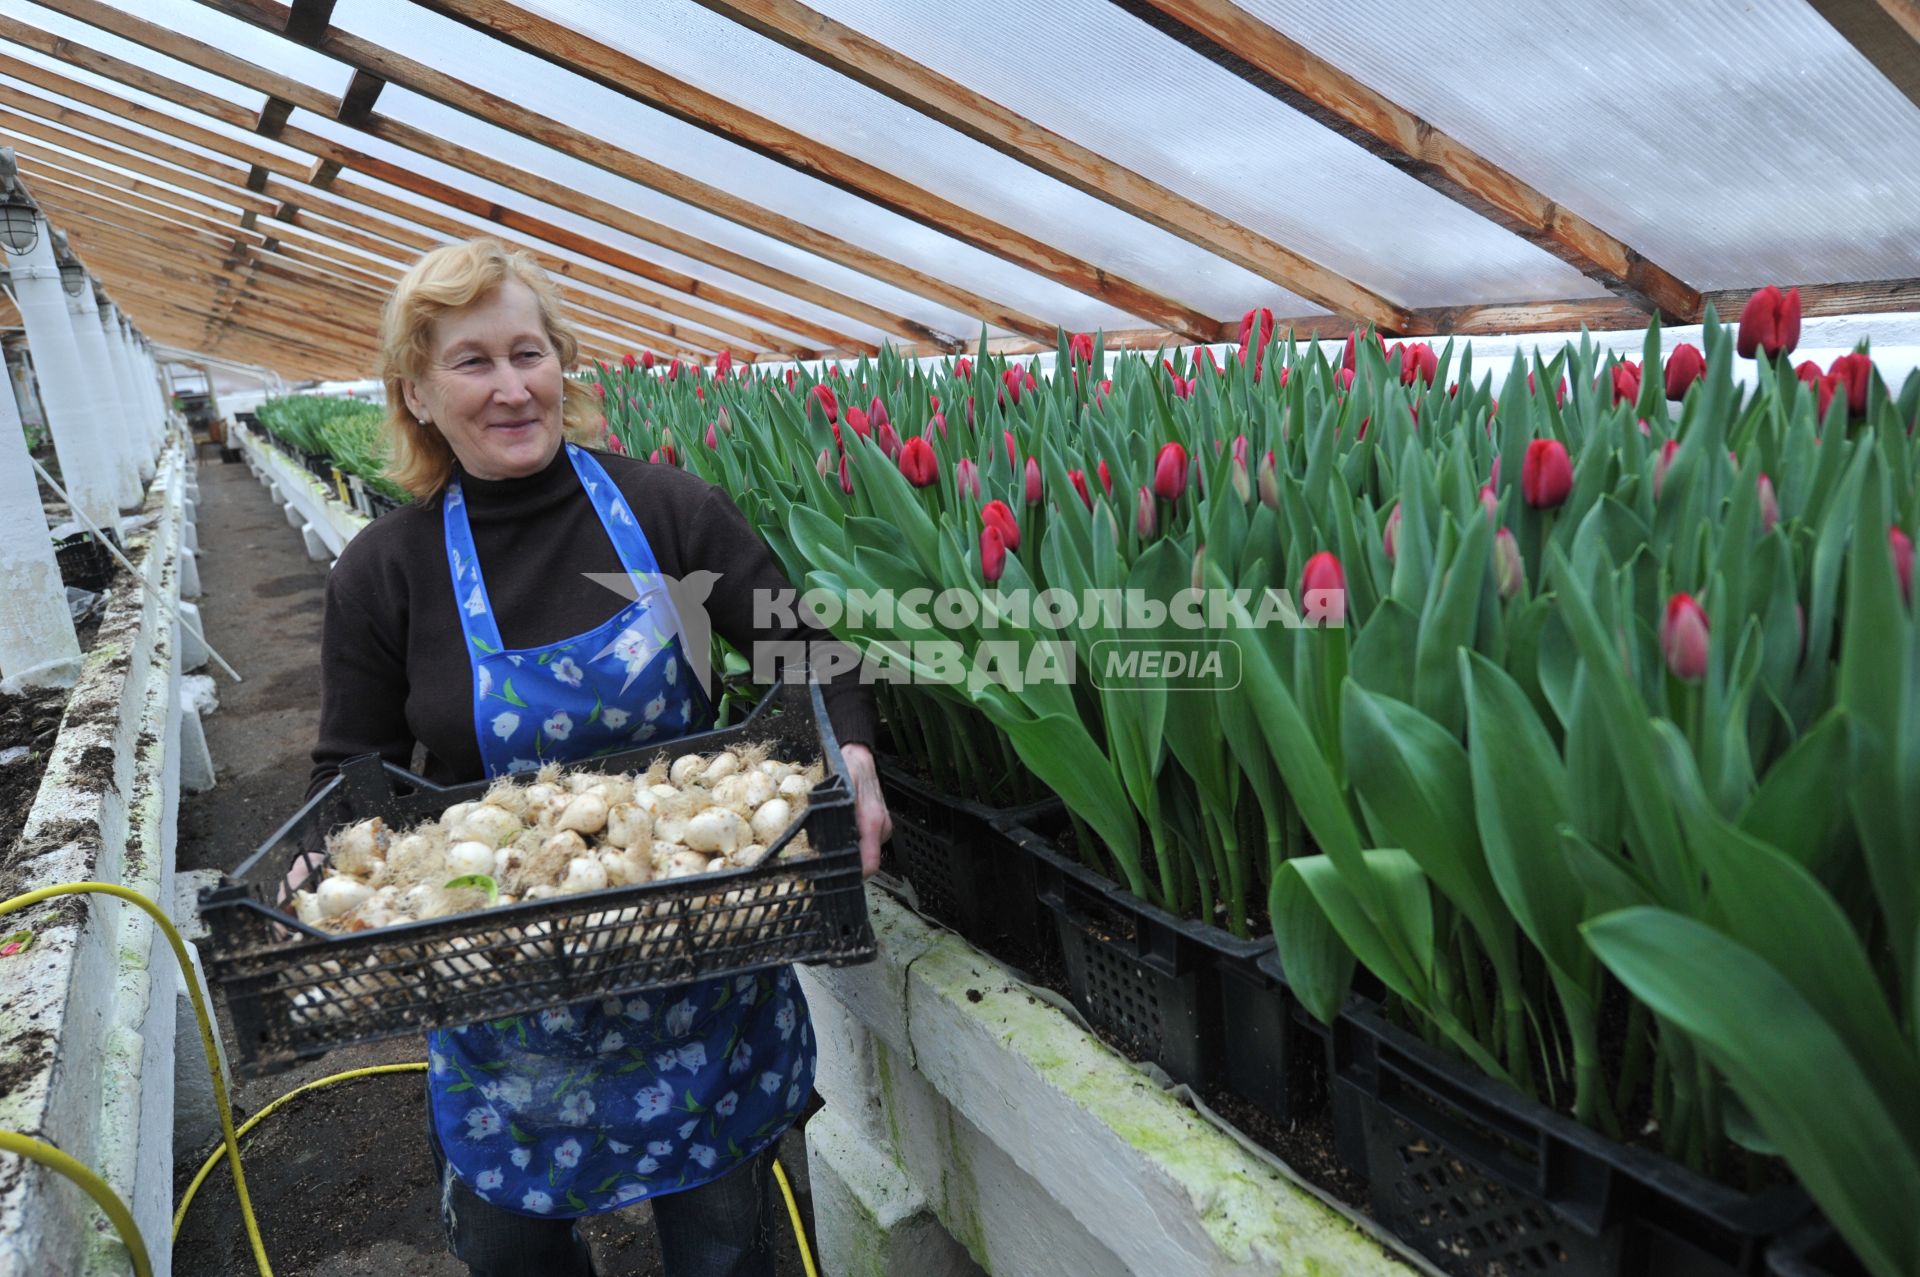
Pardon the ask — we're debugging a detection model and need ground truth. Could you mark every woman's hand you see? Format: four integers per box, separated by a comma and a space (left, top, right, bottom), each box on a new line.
838, 743, 891, 879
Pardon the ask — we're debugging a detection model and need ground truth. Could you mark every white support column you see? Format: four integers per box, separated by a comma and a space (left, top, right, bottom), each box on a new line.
65, 274, 143, 510
124, 319, 162, 454
100, 303, 154, 481
0, 343, 80, 689
6, 215, 124, 530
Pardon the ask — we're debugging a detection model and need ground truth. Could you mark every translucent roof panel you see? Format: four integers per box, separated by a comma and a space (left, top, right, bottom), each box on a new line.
10, 0, 354, 100
6, 131, 249, 214
5, 1, 270, 112
795, 0, 1609, 309
328, 0, 1176, 335
0, 71, 297, 172
1242, 0, 1920, 289
509, 0, 1327, 321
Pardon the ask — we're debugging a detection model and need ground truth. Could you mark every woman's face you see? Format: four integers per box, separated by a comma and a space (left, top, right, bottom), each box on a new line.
402, 278, 565, 481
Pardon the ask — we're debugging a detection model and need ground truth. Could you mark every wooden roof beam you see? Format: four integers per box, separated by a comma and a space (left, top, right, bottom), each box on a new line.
1111, 0, 1702, 322
400, 0, 1226, 339
1805, 0, 1920, 113
690, 0, 1410, 329
35, 0, 917, 352
0, 103, 274, 214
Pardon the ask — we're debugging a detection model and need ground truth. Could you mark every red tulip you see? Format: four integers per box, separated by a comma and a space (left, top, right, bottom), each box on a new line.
1478, 484, 1498, 522
1736, 286, 1801, 359
1757, 473, 1779, 532
1527, 372, 1568, 406
1068, 468, 1093, 509
1024, 456, 1043, 504
1231, 434, 1249, 469
621, 351, 637, 372
1794, 359, 1822, 385
1341, 327, 1382, 374
877, 421, 902, 461
955, 356, 973, 379
1893, 526, 1914, 605
640, 350, 656, 371
1229, 456, 1251, 502
1522, 438, 1573, 508
929, 412, 947, 439
1193, 347, 1220, 376
845, 406, 872, 442
1097, 459, 1112, 494
897, 436, 938, 487
1397, 341, 1438, 386
1163, 360, 1192, 399
1001, 367, 1036, 404
1653, 439, 1679, 500
839, 455, 853, 495
1004, 429, 1018, 469
1610, 361, 1642, 406
704, 422, 717, 449
1815, 373, 1842, 420
715, 349, 732, 379
810, 383, 838, 423
1068, 332, 1095, 365
1237, 307, 1274, 377
1661, 593, 1710, 682
1493, 528, 1523, 599
605, 432, 626, 455
1258, 451, 1280, 511
1829, 353, 1871, 416
1663, 344, 1704, 399
1152, 441, 1189, 501
1334, 367, 1355, 394
865, 395, 889, 429
1382, 503, 1402, 562
1300, 552, 1346, 625
784, 368, 797, 390
666, 359, 682, 381
955, 457, 981, 500
592, 381, 606, 401
816, 447, 832, 478
1094, 378, 1113, 407
982, 499, 1021, 551
649, 449, 662, 465
980, 524, 1007, 583
1135, 485, 1157, 538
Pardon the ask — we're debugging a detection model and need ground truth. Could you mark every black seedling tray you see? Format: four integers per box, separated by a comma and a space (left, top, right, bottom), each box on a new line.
55, 531, 114, 591
200, 680, 875, 1076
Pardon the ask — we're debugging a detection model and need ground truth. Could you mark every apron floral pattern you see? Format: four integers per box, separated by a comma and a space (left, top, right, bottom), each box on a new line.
428, 444, 815, 1217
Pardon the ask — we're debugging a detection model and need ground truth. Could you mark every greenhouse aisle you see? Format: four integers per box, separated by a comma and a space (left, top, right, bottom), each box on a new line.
170, 454, 818, 1277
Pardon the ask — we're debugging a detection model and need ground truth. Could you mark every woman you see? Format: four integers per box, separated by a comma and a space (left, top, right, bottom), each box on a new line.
309, 238, 890, 1276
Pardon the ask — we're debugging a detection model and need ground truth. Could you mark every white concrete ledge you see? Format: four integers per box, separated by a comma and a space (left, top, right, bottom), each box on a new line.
234, 427, 367, 555
797, 893, 1420, 1277
0, 443, 197, 1277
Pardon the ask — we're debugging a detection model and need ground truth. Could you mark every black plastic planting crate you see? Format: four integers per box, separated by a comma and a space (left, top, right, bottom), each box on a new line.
200, 680, 876, 1075
877, 760, 1058, 965
1004, 810, 1313, 1123
1765, 1220, 1869, 1277
54, 531, 115, 591
1330, 999, 1811, 1277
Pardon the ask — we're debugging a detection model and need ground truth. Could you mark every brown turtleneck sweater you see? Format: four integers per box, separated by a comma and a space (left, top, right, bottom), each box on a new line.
309, 447, 874, 796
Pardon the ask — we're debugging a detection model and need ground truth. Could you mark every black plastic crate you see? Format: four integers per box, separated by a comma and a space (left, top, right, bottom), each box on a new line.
1766, 1221, 1869, 1277
364, 489, 403, 518
1331, 1000, 1810, 1277
877, 760, 1057, 964
200, 680, 876, 1075
54, 531, 114, 591
1006, 813, 1311, 1121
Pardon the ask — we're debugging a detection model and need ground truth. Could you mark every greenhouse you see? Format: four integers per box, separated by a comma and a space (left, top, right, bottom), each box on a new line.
0, 1, 1917, 1275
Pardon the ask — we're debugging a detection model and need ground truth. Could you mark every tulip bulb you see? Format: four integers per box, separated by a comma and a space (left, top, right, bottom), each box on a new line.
317, 877, 374, 919
685, 808, 750, 856
750, 798, 792, 845
604, 803, 653, 850
451, 803, 520, 849
555, 792, 610, 836
562, 856, 609, 894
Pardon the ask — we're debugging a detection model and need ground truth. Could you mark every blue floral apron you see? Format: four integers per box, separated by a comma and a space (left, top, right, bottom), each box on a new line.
427, 443, 815, 1218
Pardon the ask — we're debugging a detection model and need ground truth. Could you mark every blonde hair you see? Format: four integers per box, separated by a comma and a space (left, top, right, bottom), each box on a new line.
378, 238, 600, 499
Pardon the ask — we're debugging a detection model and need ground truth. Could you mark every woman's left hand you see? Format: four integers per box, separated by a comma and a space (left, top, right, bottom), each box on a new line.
838, 743, 892, 878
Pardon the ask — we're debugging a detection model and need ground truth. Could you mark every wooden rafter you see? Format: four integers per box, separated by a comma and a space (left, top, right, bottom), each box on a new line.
23, 0, 923, 352
688, 0, 1411, 330
1805, 0, 1920, 112
351, 0, 1233, 339
1111, 0, 1702, 322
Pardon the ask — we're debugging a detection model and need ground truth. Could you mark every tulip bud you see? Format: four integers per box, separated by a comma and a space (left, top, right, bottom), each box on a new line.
980, 524, 1007, 583
1757, 473, 1779, 532
1258, 451, 1280, 511
1024, 456, 1043, 504
1003, 430, 1018, 470
715, 348, 732, 379
954, 457, 980, 500
1522, 438, 1573, 508
878, 421, 902, 461
1399, 341, 1438, 386
1610, 361, 1642, 406
1094, 378, 1113, 407
867, 395, 890, 431
1478, 484, 1498, 522
1152, 441, 1189, 501
621, 351, 637, 372
810, 383, 838, 423
816, 447, 832, 478
1661, 593, 1710, 682
606, 432, 626, 455
1736, 285, 1801, 359
1335, 367, 1355, 394
1493, 528, 1523, 599
1815, 373, 1842, 420
845, 407, 872, 442
982, 499, 1021, 551
930, 411, 947, 439
1653, 439, 1680, 500
899, 436, 938, 488
1893, 526, 1914, 605
1135, 485, 1157, 539
955, 356, 973, 379
705, 422, 717, 449
1068, 332, 1095, 365
1001, 367, 1029, 405
592, 381, 607, 401
649, 449, 662, 464
1300, 551, 1346, 626
1382, 503, 1402, 562
1191, 543, 1208, 593
640, 350, 656, 371
1097, 459, 1112, 495
1829, 353, 1871, 416
1795, 359, 1822, 385
839, 455, 854, 495
1229, 457, 1250, 503
1069, 468, 1093, 509
1664, 343, 1705, 400
667, 359, 682, 381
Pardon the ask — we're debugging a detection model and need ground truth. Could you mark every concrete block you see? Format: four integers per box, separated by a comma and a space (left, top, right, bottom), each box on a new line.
283, 500, 304, 529
178, 705, 214, 793
806, 1106, 981, 1277
300, 521, 330, 562
171, 938, 231, 1164
182, 521, 198, 556
178, 549, 201, 599
176, 601, 209, 672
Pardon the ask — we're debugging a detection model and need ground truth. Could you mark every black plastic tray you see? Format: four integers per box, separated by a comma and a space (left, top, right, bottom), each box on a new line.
200, 680, 875, 1075
1765, 1220, 1869, 1277
55, 531, 114, 591
877, 759, 1058, 966
1330, 998, 1811, 1277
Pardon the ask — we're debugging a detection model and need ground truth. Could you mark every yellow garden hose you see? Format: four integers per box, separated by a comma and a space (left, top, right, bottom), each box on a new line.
1, 882, 818, 1275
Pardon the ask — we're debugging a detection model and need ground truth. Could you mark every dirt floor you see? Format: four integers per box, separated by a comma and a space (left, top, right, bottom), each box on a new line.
173, 451, 819, 1277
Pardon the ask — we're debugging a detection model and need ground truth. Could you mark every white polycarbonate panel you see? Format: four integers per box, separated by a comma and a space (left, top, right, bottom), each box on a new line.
798, 0, 1608, 309
7, 131, 248, 213
0, 72, 290, 171
10, 0, 352, 99
337, 0, 1317, 325
328, 0, 1170, 335
287, 109, 896, 351
1241, 0, 1920, 289
3, 1, 269, 111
